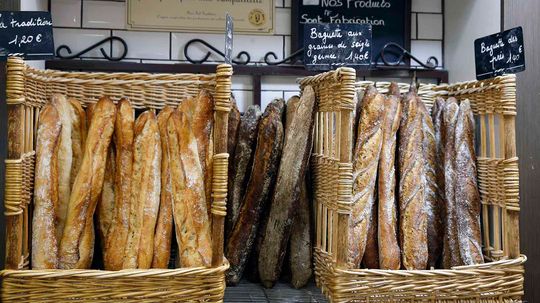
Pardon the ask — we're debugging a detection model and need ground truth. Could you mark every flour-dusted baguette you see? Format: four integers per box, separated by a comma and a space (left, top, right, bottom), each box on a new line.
226, 105, 262, 236
431, 97, 446, 208
398, 91, 428, 270
226, 99, 285, 285
67, 98, 87, 188
97, 146, 115, 256
32, 104, 62, 269
103, 99, 134, 270
259, 87, 316, 288
349, 86, 385, 268
363, 195, 379, 269
178, 90, 214, 215
442, 97, 460, 268
377, 83, 402, 270
152, 106, 175, 268
167, 110, 212, 267
419, 97, 444, 269
455, 100, 484, 265
59, 96, 116, 269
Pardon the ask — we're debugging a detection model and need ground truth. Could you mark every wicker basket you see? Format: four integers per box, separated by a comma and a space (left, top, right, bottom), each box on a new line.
300, 68, 526, 303
1, 57, 232, 303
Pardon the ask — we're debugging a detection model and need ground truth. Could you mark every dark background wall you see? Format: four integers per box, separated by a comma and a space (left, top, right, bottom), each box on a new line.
503, 1, 540, 302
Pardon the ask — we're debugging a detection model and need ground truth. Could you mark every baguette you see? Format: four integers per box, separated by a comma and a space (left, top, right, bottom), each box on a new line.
349, 86, 385, 268
152, 106, 175, 268
442, 97, 460, 268
59, 96, 116, 269
377, 83, 402, 270
167, 110, 212, 267
455, 100, 484, 265
398, 91, 428, 270
97, 146, 115, 257
103, 99, 135, 270
32, 104, 62, 269
259, 87, 316, 288
226, 99, 285, 285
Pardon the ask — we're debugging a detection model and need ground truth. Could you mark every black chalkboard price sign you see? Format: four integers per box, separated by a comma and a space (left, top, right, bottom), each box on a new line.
474, 26, 525, 80
304, 23, 372, 71
0, 11, 54, 60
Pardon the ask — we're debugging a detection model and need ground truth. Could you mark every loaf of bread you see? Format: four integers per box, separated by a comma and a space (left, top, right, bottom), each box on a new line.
32, 104, 62, 269
167, 110, 212, 267
103, 99, 134, 270
259, 87, 315, 288
226, 105, 262, 237
152, 106, 175, 268
419, 97, 444, 269
226, 99, 241, 237
178, 90, 214, 215
442, 97, 460, 268
59, 96, 116, 269
97, 146, 115, 257
226, 99, 284, 285
398, 91, 428, 270
455, 100, 484, 265
377, 83, 402, 270
349, 86, 385, 268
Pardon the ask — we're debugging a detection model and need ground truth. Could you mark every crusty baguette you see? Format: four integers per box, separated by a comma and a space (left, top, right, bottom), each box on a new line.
67, 98, 87, 189
377, 83, 402, 270
178, 90, 214, 215
455, 100, 484, 265
419, 97, 444, 269
32, 104, 62, 269
167, 110, 212, 267
349, 86, 385, 268
398, 91, 428, 270
225, 99, 284, 285
59, 96, 116, 269
442, 97, 460, 268
103, 99, 135, 270
97, 146, 115, 257
259, 87, 315, 288
228, 98, 241, 159
152, 106, 175, 268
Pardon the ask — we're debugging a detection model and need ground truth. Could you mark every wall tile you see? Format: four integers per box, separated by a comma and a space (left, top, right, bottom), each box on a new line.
112, 30, 170, 60
232, 90, 254, 112
261, 91, 285, 110
275, 0, 284, 7
232, 75, 253, 90
411, 13, 417, 39
410, 40, 443, 67
236, 35, 284, 63
261, 76, 300, 91
284, 91, 300, 101
83, 0, 126, 29
51, 0, 81, 27
412, 0, 442, 13
284, 0, 292, 8
275, 8, 291, 35
54, 28, 110, 58
172, 33, 224, 62
417, 13, 443, 40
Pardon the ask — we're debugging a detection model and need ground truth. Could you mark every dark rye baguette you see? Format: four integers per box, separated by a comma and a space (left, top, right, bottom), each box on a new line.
442, 97, 461, 268
225, 99, 285, 285
258, 87, 316, 288
419, 97, 444, 269
377, 83, 402, 270
349, 86, 385, 268
226, 99, 241, 238
398, 91, 428, 270
226, 105, 262, 237
59, 97, 116, 269
32, 104, 62, 269
455, 100, 484, 265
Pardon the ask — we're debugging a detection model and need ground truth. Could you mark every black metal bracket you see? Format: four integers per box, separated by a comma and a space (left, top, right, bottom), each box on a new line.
184, 39, 250, 65
56, 36, 128, 61
380, 42, 438, 69
264, 48, 304, 65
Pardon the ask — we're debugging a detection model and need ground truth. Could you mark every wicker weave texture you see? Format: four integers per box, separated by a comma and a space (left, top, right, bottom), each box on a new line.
2, 57, 232, 303
303, 71, 525, 303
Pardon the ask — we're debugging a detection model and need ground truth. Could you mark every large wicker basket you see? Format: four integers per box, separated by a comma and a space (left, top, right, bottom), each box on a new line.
1, 57, 232, 302
300, 68, 526, 303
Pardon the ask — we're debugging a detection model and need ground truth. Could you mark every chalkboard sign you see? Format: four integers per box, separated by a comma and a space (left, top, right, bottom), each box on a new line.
0, 11, 54, 60
474, 26, 525, 80
292, 0, 410, 64
304, 23, 371, 71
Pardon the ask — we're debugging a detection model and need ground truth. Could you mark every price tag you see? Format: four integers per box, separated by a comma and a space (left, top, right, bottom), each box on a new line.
0, 11, 54, 60
474, 26, 525, 80
304, 23, 372, 71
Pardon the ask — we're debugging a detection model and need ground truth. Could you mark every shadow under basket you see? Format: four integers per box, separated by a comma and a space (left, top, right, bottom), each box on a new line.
299, 68, 526, 303
1, 57, 232, 303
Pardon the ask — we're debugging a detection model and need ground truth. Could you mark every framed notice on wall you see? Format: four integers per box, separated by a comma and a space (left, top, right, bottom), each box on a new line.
127, 0, 274, 34
292, 0, 411, 64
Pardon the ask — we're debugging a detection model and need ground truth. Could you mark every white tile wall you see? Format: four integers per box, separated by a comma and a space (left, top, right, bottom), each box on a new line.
261, 92, 285, 110
417, 14, 443, 40
412, 0, 443, 13
51, 0, 81, 27
232, 90, 253, 112
411, 40, 443, 67
83, 0, 126, 29
112, 30, 169, 60
54, 28, 111, 58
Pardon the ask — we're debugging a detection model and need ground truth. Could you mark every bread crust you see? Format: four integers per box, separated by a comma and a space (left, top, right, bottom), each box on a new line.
32, 104, 62, 269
